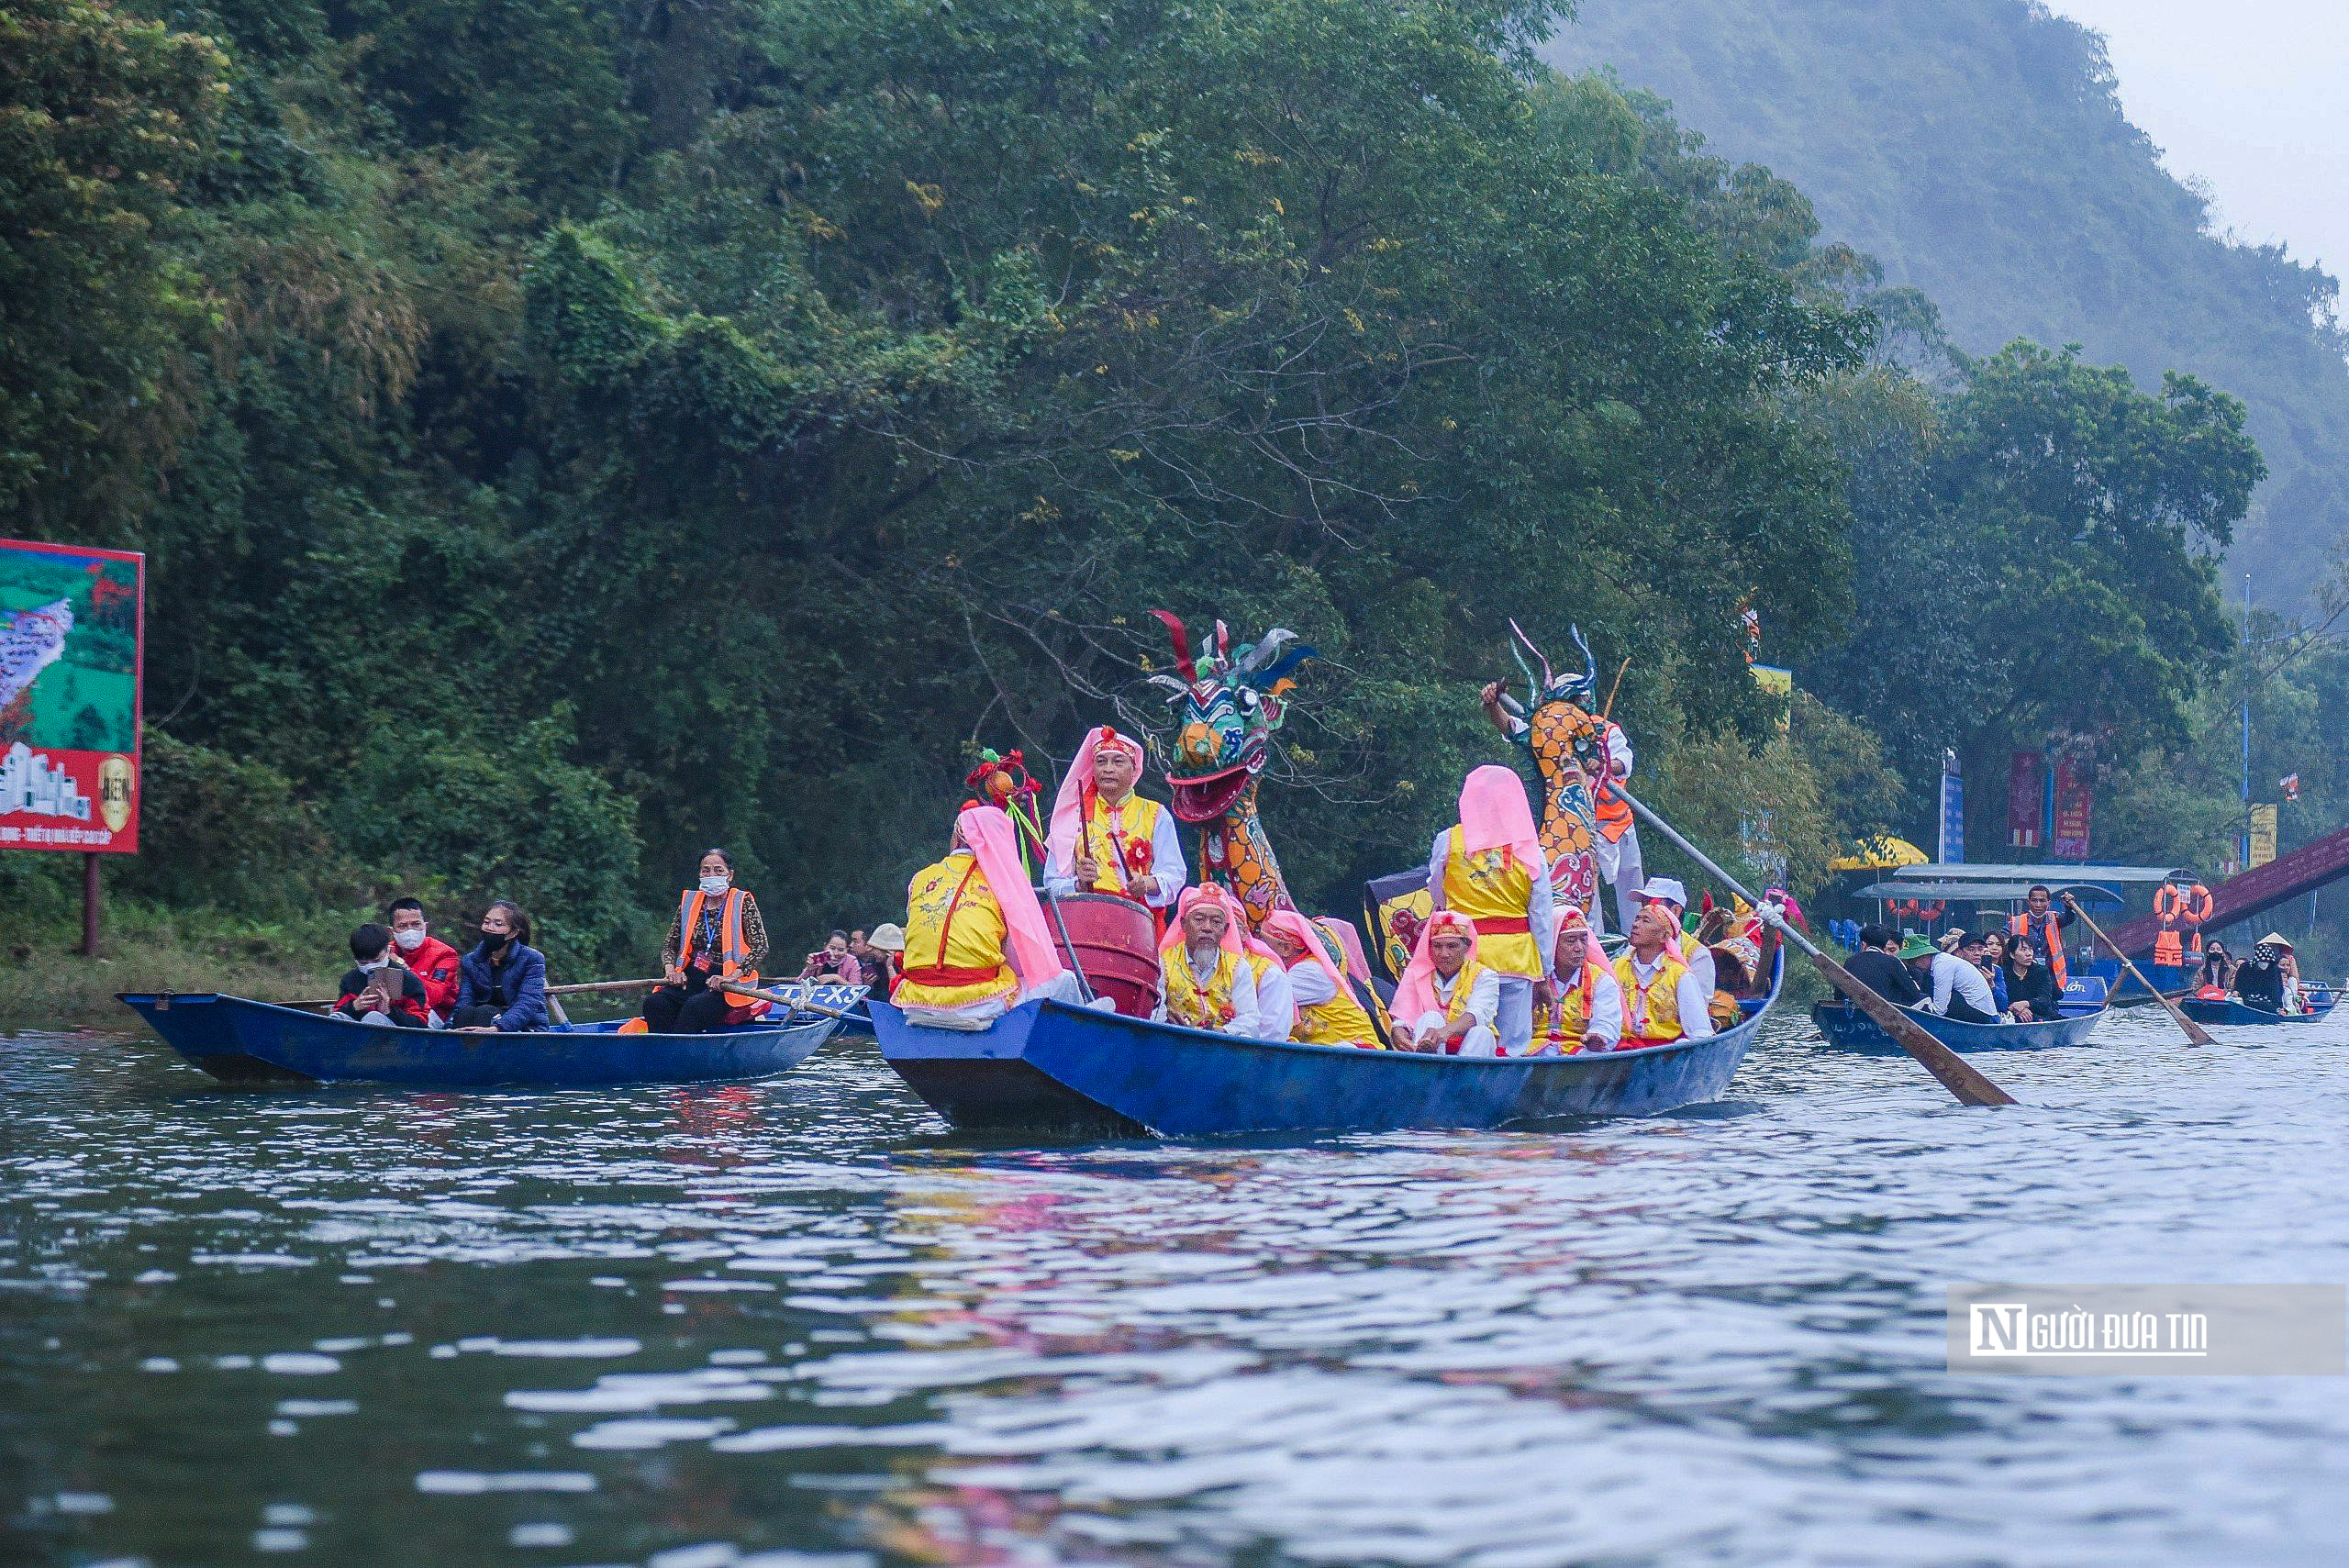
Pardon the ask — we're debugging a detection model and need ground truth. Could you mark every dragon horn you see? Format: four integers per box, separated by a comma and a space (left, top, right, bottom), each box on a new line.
1213, 619, 1231, 662
1231, 627, 1296, 677
1251, 645, 1317, 688
1570, 624, 1596, 688
1508, 617, 1553, 694
1150, 609, 1197, 683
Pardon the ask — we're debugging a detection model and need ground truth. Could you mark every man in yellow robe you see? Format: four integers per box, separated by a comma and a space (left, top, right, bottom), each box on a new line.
1427, 765, 1556, 1053
1042, 725, 1186, 913
896, 806, 1085, 1029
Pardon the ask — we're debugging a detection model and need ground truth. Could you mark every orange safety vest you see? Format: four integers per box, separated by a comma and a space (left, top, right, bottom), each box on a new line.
676, 886, 767, 1017
2008, 910, 2070, 989
2152, 884, 2213, 966
1591, 721, 1634, 843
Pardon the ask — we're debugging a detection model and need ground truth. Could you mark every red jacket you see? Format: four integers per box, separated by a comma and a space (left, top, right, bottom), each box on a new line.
400, 935, 463, 1018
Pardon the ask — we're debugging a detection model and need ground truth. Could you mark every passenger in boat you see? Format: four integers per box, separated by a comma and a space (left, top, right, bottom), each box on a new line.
1976, 929, 2009, 1010
1616, 892, 1715, 1047
1838, 925, 1922, 1007
1043, 725, 1186, 912
799, 929, 863, 986
1999, 934, 2061, 1022
1901, 932, 1998, 1025
1634, 876, 1716, 998
451, 901, 549, 1032
385, 897, 462, 1023
1704, 935, 1765, 1028
2232, 937, 2290, 1013
896, 805, 1085, 1029
1154, 884, 1266, 1034
1259, 909, 1383, 1049
336, 923, 433, 1028
2191, 940, 2237, 999
860, 923, 906, 995
1238, 905, 1297, 1040
1391, 909, 1500, 1054
1427, 765, 1556, 1053
645, 849, 772, 1035
1530, 905, 1624, 1054
2009, 884, 2075, 990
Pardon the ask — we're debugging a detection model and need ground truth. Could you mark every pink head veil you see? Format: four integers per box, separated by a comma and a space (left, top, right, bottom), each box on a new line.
957, 806, 1064, 985
1459, 764, 1540, 866
1047, 726, 1147, 869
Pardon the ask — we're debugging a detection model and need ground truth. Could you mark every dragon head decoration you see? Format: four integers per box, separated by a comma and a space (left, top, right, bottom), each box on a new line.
1146, 611, 1316, 824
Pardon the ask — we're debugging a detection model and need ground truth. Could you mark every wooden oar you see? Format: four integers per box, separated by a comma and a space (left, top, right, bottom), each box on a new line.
279, 975, 668, 1010
2063, 894, 2214, 1047
1620, 786, 2017, 1108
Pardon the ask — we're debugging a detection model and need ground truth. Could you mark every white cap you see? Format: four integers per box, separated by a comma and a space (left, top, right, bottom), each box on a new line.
1638, 876, 1688, 907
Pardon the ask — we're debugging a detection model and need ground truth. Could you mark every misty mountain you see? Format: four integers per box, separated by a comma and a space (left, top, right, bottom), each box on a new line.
1544, 0, 2349, 606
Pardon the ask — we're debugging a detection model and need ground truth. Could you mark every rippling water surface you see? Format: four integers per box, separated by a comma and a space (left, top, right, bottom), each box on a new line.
6, 1009, 2348, 1566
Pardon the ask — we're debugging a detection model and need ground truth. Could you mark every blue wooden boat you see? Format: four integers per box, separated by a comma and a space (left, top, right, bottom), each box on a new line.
117, 992, 840, 1087
1810, 999, 2105, 1053
2178, 993, 2339, 1028
870, 957, 1782, 1137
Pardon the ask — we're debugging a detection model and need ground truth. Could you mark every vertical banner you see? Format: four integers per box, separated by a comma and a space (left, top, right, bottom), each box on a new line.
2007, 751, 2043, 849
2248, 804, 2278, 868
1, 539, 143, 853
1938, 749, 1965, 865
2050, 755, 2092, 861
1750, 663, 1792, 737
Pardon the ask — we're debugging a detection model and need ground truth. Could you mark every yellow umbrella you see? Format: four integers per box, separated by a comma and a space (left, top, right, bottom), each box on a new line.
1829, 835, 1929, 873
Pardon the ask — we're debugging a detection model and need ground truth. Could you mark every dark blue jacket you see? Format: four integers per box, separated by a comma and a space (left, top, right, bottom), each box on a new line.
456, 940, 549, 1031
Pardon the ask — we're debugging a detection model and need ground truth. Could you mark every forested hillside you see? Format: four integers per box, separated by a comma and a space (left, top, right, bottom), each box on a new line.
1544, 0, 2349, 602
1, 0, 2311, 994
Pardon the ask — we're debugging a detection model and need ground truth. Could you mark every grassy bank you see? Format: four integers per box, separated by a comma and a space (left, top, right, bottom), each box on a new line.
0, 904, 364, 1033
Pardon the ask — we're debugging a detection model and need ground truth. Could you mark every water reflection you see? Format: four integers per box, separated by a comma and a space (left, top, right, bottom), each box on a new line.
5, 1009, 2348, 1565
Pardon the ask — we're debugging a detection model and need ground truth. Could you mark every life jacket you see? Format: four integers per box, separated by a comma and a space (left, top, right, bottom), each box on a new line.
2152, 884, 2214, 964
1288, 954, 1382, 1049
1440, 827, 1541, 978
2008, 910, 2070, 987
1077, 793, 1165, 896
1590, 721, 1634, 843
1614, 949, 1690, 1046
896, 853, 1019, 1011
677, 886, 767, 1018
1163, 944, 1244, 1029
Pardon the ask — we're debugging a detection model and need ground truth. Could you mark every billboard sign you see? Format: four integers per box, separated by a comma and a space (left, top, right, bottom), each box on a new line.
1, 539, 143, 853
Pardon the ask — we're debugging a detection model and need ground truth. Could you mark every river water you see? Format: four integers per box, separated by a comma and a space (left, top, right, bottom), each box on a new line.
6, 1010, 2347, 1567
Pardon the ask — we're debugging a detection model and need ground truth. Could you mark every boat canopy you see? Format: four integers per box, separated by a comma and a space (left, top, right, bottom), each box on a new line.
1854, 878, 2123, 905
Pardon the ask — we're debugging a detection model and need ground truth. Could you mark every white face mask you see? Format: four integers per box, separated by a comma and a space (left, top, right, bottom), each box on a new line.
698, 874, 730, 896
360, 958, 390, 973
393, 927, 427, 951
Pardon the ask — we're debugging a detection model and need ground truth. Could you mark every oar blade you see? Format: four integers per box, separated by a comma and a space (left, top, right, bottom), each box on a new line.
1807, 949, 2017, 1107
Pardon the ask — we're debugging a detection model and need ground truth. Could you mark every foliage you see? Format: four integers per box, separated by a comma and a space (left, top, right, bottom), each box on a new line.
0, 0, 2304, 1001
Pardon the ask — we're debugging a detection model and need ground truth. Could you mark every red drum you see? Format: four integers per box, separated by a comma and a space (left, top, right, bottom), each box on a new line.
1045, 893, 1161, 1018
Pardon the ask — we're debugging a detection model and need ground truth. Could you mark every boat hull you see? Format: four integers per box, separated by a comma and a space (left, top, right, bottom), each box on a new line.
872, 966, 1780, 1137
2178, 996, 2339, 1028
1810, 1000, 2104, 1053
118, 993, 838, 1087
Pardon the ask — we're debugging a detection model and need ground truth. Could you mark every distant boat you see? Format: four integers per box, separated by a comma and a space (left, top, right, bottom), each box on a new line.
871, 955, 1782, 1137
118, 993, 838, 1087
1810, 999, 2104, 1053
2177, 992, 2338, 1029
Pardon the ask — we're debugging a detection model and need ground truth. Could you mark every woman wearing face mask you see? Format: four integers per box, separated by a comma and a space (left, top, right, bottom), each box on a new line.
644, 850, 772, 1034
451, 900, 550, 1032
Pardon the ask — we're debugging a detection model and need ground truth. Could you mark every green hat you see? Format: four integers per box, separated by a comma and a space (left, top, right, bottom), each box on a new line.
1896, 935, 1939, 961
